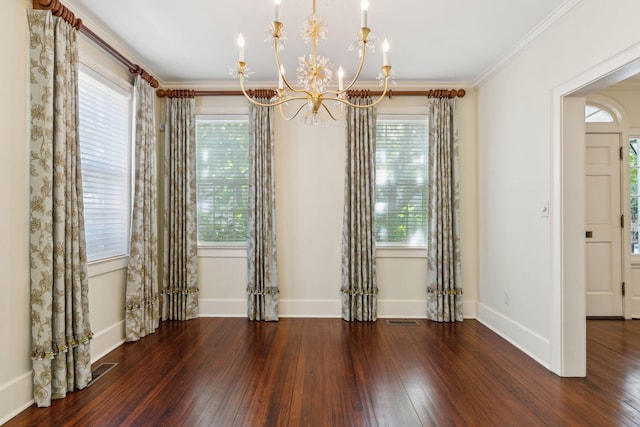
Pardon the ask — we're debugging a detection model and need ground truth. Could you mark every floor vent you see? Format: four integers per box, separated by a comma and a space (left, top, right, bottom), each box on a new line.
385, 319, 420, 326
88, 363, 118, 387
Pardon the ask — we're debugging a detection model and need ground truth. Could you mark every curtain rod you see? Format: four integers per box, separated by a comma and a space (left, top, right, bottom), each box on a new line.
32, 0, 159, 88
156, 88, 466, 99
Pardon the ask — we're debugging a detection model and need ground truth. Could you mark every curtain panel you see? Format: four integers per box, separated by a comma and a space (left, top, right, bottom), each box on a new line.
163, 97, 199, 321
426, 97, 463, 322
28, 9, 93, 407
247, 99, 279, 321
341, 96, 378, 322
125, 76, 160, 341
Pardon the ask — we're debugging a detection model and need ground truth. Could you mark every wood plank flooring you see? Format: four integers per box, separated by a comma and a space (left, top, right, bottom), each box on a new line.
6, 318, 640, 426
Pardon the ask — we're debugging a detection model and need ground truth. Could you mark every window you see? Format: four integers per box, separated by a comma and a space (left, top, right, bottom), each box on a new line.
585, 104, 615, 123
196, 117, 249, 244
78, 68, 133, 262
631, 137, 640, 254
375, 116, 428, 246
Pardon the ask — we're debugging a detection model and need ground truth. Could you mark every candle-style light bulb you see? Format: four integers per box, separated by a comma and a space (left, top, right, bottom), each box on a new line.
338, 66, 344, 91
237, 33, 245, 62
382, 38, 389, 66
361, 0, 369, 28
274, 0, 281, 22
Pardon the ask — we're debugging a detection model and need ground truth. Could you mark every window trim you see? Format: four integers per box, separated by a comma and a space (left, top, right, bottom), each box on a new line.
198, 246, 247, 258
88, 255, 129, 278
376, 247, 428, 258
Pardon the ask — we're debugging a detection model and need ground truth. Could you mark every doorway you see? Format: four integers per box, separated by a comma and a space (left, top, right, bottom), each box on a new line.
553, 51, 640, 377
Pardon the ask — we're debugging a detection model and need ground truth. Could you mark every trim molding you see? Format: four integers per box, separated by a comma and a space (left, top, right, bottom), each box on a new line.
476, 303, 550, 369
199, 299, 246, 317
463, 300, 478, 319
279, 299, 341, 318
378, 299, 426, 318
199, 298, 478, 319
91, 321, 125, 363
474, 0, 582, 86
0, 371, 33, 425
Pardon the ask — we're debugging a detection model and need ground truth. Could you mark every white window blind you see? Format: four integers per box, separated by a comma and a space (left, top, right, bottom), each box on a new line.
375, 116, 428, 246
78, 69, 132, 262
196, 117, 249, 244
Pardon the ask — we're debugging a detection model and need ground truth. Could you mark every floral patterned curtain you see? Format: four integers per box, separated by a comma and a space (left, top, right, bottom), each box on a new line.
163, 97, 199, 321
125, 76, 160, 340
426, 98, 463, 322
28, 9, 93, 407
247, 99, 278, 321
341, 95, 377, 322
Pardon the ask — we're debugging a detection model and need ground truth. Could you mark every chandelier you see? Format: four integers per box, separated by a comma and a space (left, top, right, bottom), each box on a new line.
235, 0, 392, 125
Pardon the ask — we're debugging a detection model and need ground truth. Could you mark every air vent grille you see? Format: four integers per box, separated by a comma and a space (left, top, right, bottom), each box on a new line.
88, 362, 118, 387
385, 319, 420, 326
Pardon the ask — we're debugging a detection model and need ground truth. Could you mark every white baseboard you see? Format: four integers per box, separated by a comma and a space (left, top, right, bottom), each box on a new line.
91, 321, 125, 363
199, 299, 246, 317
199, 298, 343, 318
199, 298, 478, 319
378, 300, 426, 318
279, 299, 341, 318
0, 371, 33, 425
463, 300, 478, 319
379, 299, 477, 319
476, 303, 550, 369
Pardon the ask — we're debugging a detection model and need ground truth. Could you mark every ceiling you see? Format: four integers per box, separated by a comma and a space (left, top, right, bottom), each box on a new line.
65, 0, 571, 86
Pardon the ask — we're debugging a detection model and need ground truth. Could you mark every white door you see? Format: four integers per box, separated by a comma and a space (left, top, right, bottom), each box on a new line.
585, 133, 623, 317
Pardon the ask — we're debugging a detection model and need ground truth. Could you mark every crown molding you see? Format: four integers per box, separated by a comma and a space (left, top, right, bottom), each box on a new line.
474, 0, 582, 87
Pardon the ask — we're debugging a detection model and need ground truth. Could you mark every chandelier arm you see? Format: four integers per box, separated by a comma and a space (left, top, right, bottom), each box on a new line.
332, 78, 390, 109
238, 74, 276, 107
238, 72, 308, 108
279, 102, 309, 121
340, 39, 369, 94
321, 101, 345, 121
273, 35, 308, 95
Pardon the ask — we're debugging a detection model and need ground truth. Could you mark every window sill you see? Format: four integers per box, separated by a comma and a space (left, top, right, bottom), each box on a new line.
88, 255, 129, 278
198, 246, 248, 258
376, 247, 427, 258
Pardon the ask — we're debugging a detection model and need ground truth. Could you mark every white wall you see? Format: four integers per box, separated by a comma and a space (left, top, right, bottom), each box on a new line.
476, 0, 640, 371
195, 91, 478, 318
0, 0, 32, 422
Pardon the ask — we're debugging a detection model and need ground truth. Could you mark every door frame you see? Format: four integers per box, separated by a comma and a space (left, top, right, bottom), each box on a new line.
552, 46, 640, 377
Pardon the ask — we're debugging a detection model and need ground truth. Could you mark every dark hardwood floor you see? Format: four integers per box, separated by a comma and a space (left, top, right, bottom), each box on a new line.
6, 318, 640, 426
